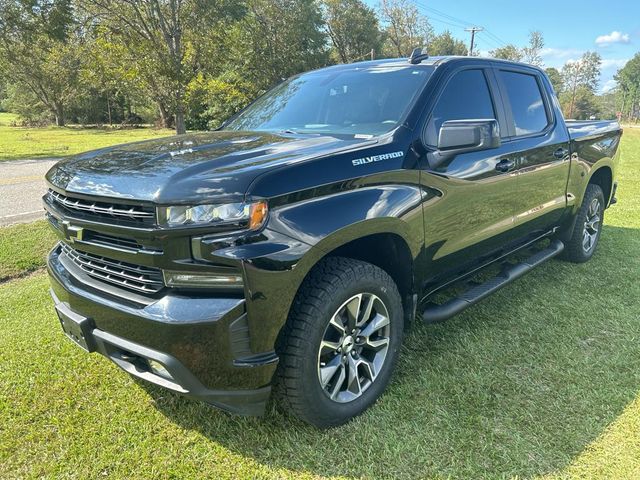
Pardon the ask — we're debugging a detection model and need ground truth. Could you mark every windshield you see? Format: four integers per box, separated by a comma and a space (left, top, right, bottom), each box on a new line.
224, 64, 434, 137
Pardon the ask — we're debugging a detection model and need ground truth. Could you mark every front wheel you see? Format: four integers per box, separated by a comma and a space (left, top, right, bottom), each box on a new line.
275, 257, 404, 428
561, 183, 605, 263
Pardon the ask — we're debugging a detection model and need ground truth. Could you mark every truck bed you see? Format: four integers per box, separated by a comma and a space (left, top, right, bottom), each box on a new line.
566, 120, 622, 141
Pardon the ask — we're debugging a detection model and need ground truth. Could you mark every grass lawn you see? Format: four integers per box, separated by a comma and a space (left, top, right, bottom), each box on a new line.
0, 112, 173, 161
0, 130, 639, 479
0, 221, 56, 282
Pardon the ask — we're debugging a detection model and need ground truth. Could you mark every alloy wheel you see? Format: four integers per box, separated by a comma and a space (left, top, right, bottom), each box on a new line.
583, 197, 601, 253
316, 293, 391, 403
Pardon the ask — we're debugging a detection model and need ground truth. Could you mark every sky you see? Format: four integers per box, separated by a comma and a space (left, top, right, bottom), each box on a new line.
364, 0, 640, 92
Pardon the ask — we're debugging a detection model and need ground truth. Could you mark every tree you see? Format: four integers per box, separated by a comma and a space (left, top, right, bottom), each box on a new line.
522, 30, 544, 66
428, 30, 467, 56
186, 0, 329, 129
228, 0, 328, 90
545, 67, 563, 95
560, 86, 600, 119
378, 0, 433, 57
490, 44, 522, 62
614, 53, 640, 121
596, 90, 618, 120
81, 0, 243, 134
322, 0, 382, 63
0, 0, 81, 126
561, 51, 601, 118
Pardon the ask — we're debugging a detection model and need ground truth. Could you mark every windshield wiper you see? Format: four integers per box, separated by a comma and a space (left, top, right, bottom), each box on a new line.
279, 129, 316, 135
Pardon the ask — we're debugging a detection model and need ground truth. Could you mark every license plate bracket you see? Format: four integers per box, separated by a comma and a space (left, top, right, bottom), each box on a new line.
56, 304, 96, 352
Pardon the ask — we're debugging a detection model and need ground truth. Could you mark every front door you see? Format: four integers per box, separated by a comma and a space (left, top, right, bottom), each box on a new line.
418, 66, 520, 285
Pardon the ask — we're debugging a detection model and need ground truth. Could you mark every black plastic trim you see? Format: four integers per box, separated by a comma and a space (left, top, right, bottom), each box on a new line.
423, 239, 564, 323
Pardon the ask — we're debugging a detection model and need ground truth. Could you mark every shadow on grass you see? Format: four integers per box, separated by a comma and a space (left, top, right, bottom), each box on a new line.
140, 225, 640, 479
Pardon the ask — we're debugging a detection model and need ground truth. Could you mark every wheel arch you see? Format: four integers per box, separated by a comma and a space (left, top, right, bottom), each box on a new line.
587, 165, 613, 206
271, 224, 419, 358
320, 232, 416, 324
557, 162, 613, 243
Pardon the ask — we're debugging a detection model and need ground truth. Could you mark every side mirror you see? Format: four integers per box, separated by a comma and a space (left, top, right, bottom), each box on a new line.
429, 119, 501, 169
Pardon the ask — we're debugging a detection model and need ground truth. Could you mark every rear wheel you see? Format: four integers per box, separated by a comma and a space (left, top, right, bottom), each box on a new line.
276, 257, 403, 428
561, 183, 605, 263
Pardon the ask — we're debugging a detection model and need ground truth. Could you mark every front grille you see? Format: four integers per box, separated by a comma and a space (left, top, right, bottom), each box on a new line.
61, 244, 164, 294
83, 231, 144, 251
48, 189, 155, 225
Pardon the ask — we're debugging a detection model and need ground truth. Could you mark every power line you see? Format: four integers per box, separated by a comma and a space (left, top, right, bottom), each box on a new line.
427, 16, 469, 30
417, 4, 475, 28
410, 2, 510, 54
421, 5, 510, 48
477, 33, 503, 50
483, 29, 509, 47
412, 1, 508, 51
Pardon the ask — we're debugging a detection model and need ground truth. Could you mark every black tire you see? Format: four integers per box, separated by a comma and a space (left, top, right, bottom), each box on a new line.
561, 183, 605, 263
275, 257, 404, 428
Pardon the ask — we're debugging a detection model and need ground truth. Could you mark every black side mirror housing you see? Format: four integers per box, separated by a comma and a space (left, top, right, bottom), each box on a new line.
428, 119, 501, 169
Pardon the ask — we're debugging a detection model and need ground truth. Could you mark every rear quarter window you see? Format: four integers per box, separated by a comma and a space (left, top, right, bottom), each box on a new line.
499, 70, 549, 136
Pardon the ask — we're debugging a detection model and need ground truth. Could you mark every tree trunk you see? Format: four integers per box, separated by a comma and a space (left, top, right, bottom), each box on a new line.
54, 103, 65, 127
568, 82, 577, 119
176, 105, 187, 135
175, 98, 186, 135
158, 102, 173, 129
107, 93, 112, 126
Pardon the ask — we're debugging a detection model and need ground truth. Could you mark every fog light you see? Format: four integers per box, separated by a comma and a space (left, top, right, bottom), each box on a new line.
147, 359, 172, 380
163, 270, 244, 289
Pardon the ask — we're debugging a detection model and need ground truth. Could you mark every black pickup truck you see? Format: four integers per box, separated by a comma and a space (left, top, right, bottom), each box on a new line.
44, 53, 622, 428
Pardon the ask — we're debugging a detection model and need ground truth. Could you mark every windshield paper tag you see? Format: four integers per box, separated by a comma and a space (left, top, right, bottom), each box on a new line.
352, 151, 404, 167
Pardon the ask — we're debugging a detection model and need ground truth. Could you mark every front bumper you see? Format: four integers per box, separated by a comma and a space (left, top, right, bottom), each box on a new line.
48, 245, 278, 416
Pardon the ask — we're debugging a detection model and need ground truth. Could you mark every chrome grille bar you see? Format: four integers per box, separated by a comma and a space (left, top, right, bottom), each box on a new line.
48, 189, 155, 223
61, 244, 164, 294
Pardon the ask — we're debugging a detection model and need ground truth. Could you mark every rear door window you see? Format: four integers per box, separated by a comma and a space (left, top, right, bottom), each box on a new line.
498, 70, 549, 136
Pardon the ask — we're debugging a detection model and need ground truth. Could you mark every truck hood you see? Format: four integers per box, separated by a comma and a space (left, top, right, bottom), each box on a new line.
46, 131, 374, 204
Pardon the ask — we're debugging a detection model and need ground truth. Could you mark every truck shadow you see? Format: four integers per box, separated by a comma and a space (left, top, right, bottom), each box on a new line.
141, 225, 640, 479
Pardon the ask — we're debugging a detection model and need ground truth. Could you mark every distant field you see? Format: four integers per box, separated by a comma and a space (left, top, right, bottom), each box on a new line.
0, 130, 638, 479
0, 112, 174, 161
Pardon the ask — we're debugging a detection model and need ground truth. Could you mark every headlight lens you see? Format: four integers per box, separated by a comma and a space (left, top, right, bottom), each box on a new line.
158, 201, 268, 229
163, 270, 244, 289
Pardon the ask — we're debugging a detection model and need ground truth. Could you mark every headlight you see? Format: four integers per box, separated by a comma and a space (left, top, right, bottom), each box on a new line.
163, 270, 244, 289
157, 200, 268, 229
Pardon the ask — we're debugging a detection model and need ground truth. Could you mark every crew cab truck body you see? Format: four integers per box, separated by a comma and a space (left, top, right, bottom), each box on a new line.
44, 55, 622, 427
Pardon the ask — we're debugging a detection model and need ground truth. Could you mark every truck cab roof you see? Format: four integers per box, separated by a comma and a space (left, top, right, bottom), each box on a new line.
316, 55, 544, 74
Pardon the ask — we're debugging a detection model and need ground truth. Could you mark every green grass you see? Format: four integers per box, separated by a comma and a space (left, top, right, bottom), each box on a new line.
0, 221, 56, 282
0, 111, 19, 126
0, 130, 639, 479
0, 112, 173, 161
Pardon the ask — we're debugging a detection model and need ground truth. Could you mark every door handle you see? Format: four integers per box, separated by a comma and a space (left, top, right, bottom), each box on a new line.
495, 159, 515, 172
553, 147, 569, 159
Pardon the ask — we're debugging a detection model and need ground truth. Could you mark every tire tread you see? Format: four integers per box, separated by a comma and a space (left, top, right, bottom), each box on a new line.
561, 183, 604, 263
274, 256, 402, 427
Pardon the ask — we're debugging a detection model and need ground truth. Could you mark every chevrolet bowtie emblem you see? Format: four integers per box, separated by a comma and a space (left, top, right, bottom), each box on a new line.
61, 220, 84, 243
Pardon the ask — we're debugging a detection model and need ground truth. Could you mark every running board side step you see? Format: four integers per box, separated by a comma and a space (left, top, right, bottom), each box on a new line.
422, 239, 564, 324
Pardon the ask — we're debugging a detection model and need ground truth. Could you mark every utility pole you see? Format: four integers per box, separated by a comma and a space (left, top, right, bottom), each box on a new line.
465, 26, 483, 56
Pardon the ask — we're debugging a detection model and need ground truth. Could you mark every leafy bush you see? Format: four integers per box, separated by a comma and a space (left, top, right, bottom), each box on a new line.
186, 72, 257, 130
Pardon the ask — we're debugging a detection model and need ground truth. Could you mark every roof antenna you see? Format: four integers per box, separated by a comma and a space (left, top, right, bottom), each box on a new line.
409, 47, 429, 64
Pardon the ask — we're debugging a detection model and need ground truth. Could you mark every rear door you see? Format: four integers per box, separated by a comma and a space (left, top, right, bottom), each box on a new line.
493, 64, 571, 238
